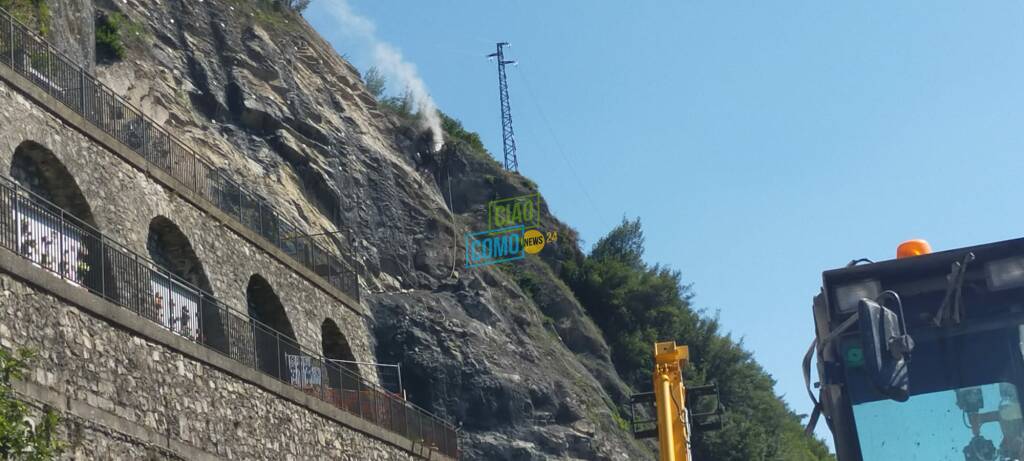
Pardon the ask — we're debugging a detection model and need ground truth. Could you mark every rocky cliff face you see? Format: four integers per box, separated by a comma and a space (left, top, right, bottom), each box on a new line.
47, 0, 653, 458
49, 0, 94, 71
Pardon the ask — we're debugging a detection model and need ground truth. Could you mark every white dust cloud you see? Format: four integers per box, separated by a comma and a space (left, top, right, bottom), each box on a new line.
324, 1, 444, 151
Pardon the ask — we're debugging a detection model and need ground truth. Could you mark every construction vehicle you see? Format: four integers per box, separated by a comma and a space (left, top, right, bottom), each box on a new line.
629, 341, 723, 461
806, 238, 1024, 460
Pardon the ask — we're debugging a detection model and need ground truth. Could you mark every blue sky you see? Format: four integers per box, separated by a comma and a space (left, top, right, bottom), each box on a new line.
307, 0, 1024, 448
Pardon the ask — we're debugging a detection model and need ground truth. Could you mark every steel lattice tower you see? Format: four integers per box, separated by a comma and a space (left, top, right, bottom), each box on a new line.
488, 42, 518, 172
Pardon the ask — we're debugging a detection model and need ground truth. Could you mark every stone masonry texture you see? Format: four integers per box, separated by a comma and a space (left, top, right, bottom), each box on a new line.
0, 79, 376, 380
0, 76, 433, 458
0, 272, 422, 460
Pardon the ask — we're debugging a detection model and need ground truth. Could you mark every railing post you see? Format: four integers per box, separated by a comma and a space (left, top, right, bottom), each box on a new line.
215, 174, 222, 209
58, 209, 65, 280
98, 235, 105, 297
142, 122, 149, 159
78, 70, 85, 113
275, 330, 282, 382
224, 304, 232, 360
372, 386, 379, 425
417, 410, 423, 445
45, 43, 51, 91
9, 16, 14, 67
441, 423, 449, 457
356, 376, 363, 418
396, 365, 404, 398
403, 402, 409, 442
197, 295, 204, 346
327, 258, 334, 287
163, 268, 172, 326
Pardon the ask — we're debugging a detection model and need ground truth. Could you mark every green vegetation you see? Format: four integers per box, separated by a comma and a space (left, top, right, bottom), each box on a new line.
499, 261, 544, 302
379, 89, 415, 118
364, 67, 386, 100
95, 12, 142, 62
1, 0, 50, 36
363, 66, 507, 175
0, 348, 62, 460
436, 111, 505, 171
254, 0, 310, 13
361, 69, 420, 120
440, 113, 486, 153
242, 0, 308, 28
609, 404, 631, 432
521, 176, 538, 192
561, 218, 833, 460
365, 66, 496, 167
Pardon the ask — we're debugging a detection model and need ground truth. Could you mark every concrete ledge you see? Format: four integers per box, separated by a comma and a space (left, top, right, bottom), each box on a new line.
0, 248, 454, 461
0, 64, 362, 317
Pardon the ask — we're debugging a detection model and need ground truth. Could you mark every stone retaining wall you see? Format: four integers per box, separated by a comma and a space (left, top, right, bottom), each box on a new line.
0, 271, 428, 460
0, 77, 374, 378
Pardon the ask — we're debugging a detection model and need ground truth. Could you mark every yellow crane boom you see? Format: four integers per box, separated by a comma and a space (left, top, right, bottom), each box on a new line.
653, 341, 692, 461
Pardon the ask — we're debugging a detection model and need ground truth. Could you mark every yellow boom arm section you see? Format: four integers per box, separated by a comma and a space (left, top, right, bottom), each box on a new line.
654, 341, 691, 461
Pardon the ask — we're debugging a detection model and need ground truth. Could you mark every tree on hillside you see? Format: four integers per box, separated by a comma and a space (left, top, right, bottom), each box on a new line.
561, 218, 832, 460
364, 67, 387, 99
274, 0, 310, 12
439, 112, 486, 153
589, 217, 646, 269
0, 348, 62, 460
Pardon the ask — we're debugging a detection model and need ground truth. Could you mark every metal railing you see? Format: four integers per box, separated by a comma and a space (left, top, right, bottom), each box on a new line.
329, 359, 404, 397
0, 175, 457, 458
0, 7, 359, 302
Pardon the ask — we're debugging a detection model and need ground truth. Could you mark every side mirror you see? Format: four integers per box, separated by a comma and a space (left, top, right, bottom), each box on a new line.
858, 298, 913, 401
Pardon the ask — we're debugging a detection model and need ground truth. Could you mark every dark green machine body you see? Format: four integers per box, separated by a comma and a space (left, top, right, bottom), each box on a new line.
812, 237, 1024, 461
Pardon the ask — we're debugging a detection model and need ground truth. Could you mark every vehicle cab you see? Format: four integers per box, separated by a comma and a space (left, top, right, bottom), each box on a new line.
812, 238, 1024, 461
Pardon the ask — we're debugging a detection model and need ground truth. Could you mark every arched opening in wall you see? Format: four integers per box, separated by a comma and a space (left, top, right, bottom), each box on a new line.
147, 216, 225, 351
247, 274, 299, 382
11, 141, 98, 226
8, 141, 103, 292
322, 319, 362, 392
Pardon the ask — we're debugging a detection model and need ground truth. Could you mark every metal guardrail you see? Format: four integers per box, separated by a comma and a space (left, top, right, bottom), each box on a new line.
0, 174, 458, 458
329, 359, 404, 396
0, 8, 360, 302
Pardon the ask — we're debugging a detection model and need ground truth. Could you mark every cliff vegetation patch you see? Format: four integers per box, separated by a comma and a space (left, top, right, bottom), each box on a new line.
94, 11, 141, 62
0, 0, 50, 37
255, 0, 311, 13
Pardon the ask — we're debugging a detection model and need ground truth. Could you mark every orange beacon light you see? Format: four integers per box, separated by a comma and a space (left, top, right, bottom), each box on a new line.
897, 239, 932, 259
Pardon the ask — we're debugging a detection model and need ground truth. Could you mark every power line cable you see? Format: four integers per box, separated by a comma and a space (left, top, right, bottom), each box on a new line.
512, 66, 605, 223
447, 161, 458, 279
